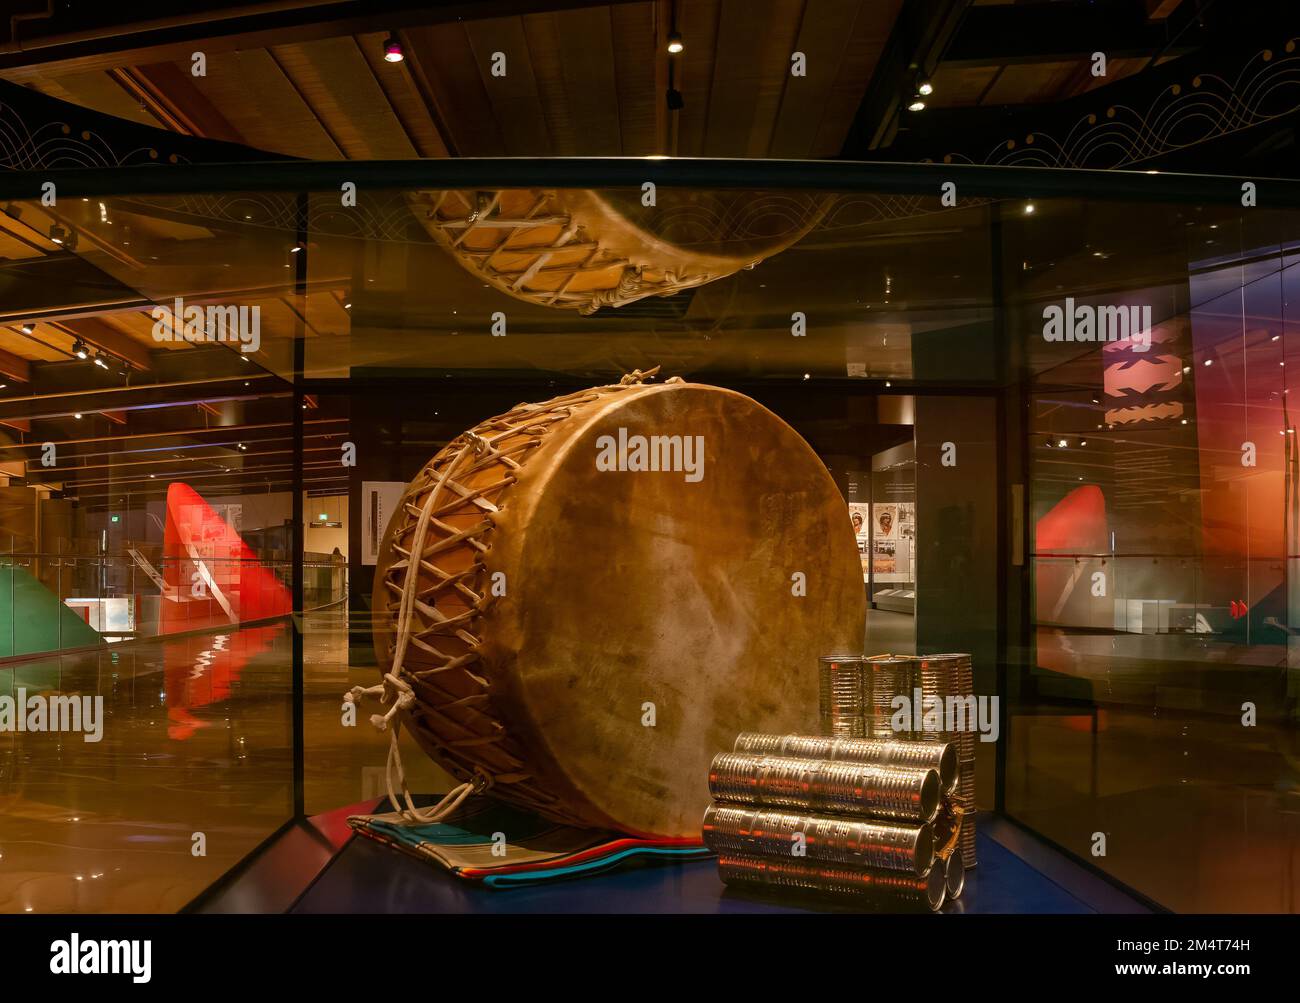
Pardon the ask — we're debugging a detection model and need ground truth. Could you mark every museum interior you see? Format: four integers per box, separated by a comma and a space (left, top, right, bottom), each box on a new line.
0, 0, 1298, 918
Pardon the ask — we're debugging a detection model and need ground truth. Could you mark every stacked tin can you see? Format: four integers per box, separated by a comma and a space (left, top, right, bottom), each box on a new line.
817, 654, 866, 737
912, 653, 977, 867
702, 730, 964, 911
826, 652, 978, 868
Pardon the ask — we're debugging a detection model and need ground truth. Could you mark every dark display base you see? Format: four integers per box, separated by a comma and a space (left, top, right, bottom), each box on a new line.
275, 812, 1145, 915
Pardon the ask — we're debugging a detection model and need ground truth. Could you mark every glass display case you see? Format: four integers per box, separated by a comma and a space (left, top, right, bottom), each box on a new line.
1, 156, 1297, 915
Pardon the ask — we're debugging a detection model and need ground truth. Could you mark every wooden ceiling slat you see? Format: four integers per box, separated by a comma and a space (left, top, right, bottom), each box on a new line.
0, 324, 67, 363
269, 37, 419, 160
609, 1, 659, 156
809, 0, 903, 157
114, 62, 246, 143
520, 12, 577, 155
108, 310, 189, 351
0, 229, 44, 262
464, 17, 554, 156
0, 345, 32, 382
355, 31, 453, 159
550, 7, 624, 156
672, 0, 721, 157
58, 316, 152, 370
769, 0, 869, 158
926, 64, 1003, 108
405, 23, 508, 156
185, 49, 344, 159
44, 69, 159, 126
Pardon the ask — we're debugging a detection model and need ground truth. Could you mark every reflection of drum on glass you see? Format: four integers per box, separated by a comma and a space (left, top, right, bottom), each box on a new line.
412, 188, 832, 314
371, 373, 864, 838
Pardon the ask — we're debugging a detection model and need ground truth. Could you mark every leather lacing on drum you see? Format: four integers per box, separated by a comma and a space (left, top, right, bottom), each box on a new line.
346, 368, 671, 825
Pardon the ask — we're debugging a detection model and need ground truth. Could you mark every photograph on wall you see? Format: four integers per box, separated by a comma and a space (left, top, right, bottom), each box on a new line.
875, 502, 899, 541
849, 502, 871, 579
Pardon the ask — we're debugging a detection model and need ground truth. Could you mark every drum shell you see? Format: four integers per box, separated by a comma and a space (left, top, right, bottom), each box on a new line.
373, 380, 866, 837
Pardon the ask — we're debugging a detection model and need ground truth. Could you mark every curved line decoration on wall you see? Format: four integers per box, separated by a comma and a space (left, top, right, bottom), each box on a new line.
0, 78, 282, 172
935, 41, 1300, 169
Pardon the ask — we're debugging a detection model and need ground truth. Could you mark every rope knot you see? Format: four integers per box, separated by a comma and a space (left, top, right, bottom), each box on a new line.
619, 365, 661, 386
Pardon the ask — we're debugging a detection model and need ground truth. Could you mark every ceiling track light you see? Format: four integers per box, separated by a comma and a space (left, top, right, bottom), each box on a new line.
907, 98, 926, 112
667, 30, 684, 54
666, 87, 684, 111
72, 339, 89, 359
383, 35, 404, 62
20, 322, 35, 334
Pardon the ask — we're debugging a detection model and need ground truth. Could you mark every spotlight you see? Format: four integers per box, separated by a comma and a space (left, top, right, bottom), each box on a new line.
667, 30, 684, 54
383, 35, 404, 62
72, 339, 89, 359
1024, 203, 1036, 214
918, 81, 933, 96
20, 322, 34, 335
74, 413, 82, 420
49, 223, 67, 245
93, 354, 109, 369
907, 99, 926, 112
666, 87, 684, 111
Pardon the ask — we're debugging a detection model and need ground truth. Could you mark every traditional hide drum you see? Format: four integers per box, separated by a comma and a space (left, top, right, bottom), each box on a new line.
371, 371, 864, 838
412, 188, 832, 314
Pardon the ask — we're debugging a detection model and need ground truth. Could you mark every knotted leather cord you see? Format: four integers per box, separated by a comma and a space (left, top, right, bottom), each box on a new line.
346, 368, 667, 826
935, 803, 965, 861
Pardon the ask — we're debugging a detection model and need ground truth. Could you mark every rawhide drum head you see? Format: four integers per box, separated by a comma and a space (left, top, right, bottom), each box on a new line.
372, 376, 864, 838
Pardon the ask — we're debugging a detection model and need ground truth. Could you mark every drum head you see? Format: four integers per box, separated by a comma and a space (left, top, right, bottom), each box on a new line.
474, 382, 864, 837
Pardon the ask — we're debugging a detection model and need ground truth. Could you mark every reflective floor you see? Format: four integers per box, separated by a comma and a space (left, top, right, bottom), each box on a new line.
4, 613, 1299, 912
1007, 627, 1300, 913
0, 610, 449, 914
0, 625, 293, 913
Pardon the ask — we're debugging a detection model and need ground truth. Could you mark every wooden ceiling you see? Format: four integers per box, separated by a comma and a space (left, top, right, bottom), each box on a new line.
2, 1, 904, 160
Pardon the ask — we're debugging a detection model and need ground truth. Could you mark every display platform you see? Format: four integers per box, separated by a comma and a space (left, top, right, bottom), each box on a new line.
195, 800, 1151, 915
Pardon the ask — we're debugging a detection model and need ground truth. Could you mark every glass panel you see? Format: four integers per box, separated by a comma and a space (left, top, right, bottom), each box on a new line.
3, 164, 1297, 913
1007, 197, 1300, 912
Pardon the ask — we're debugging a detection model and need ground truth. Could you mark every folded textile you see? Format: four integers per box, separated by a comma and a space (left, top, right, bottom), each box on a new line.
348, 797, 710, 888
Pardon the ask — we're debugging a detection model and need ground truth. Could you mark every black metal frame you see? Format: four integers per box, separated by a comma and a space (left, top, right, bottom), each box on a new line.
0, 156, 1295, 205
